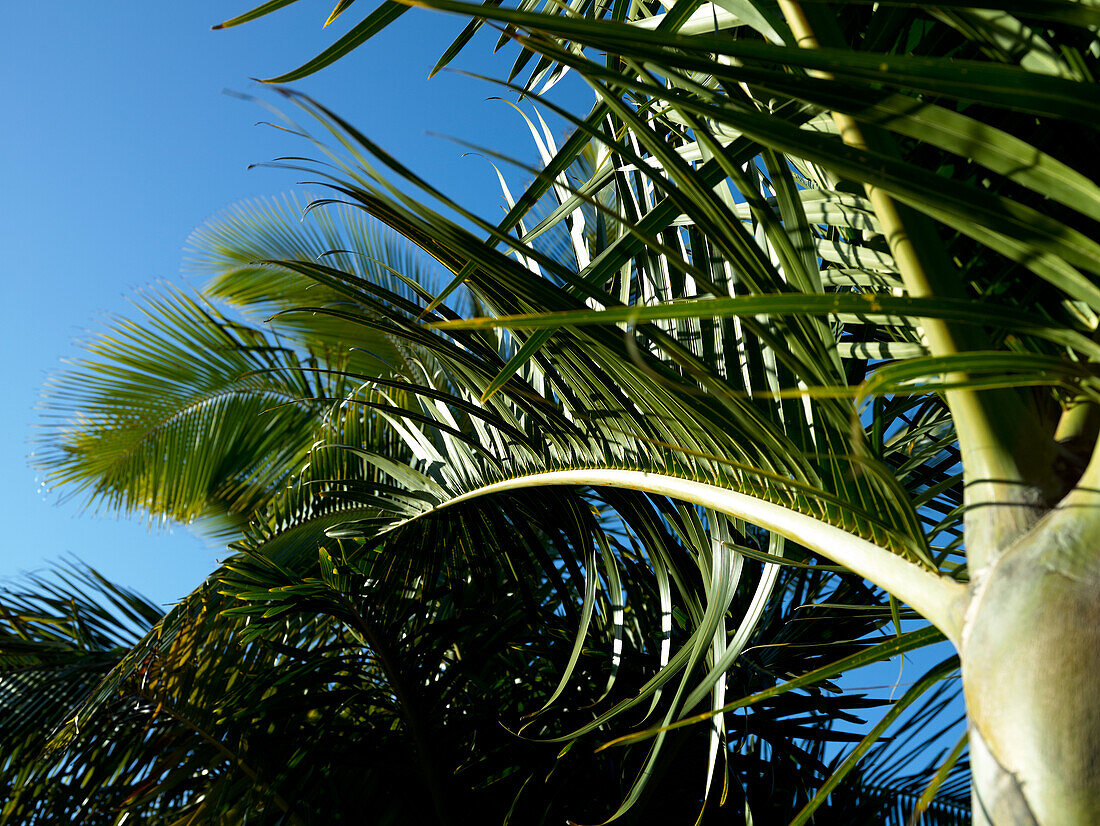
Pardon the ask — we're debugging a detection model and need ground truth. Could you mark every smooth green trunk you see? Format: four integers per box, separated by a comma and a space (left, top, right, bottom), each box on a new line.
961, 497, 1100, 824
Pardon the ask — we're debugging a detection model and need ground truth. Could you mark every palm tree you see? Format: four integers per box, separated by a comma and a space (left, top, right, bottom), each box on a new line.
17, 198, 966, 824
16, 181, 978, 822
203, 0, 1098, 822
12, 0, 1098, 823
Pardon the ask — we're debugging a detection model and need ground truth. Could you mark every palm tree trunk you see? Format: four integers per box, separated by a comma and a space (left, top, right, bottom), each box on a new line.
961, 483, 1100, 824
770, 6, 1097, 819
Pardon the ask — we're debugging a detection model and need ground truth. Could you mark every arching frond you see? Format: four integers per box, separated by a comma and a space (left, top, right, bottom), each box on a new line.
35, 287, 345, 532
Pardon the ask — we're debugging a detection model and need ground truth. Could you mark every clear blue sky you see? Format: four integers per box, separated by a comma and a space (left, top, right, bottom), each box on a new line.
1, 1, 584, 605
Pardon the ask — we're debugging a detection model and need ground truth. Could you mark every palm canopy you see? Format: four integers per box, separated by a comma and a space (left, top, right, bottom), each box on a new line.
20, 196, 970, 822
15, 0, 1100, 823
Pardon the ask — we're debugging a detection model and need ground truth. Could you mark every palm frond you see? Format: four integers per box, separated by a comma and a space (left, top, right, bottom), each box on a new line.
35, 286, 345, 533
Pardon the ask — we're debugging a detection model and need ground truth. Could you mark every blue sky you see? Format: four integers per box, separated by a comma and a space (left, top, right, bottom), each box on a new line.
2, 1, 582, 605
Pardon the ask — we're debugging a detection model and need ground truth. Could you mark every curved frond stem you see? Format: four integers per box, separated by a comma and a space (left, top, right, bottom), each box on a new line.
1063, 433, 1100, 510
1055, 399, 1100, 461
434, 469, 967, 643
